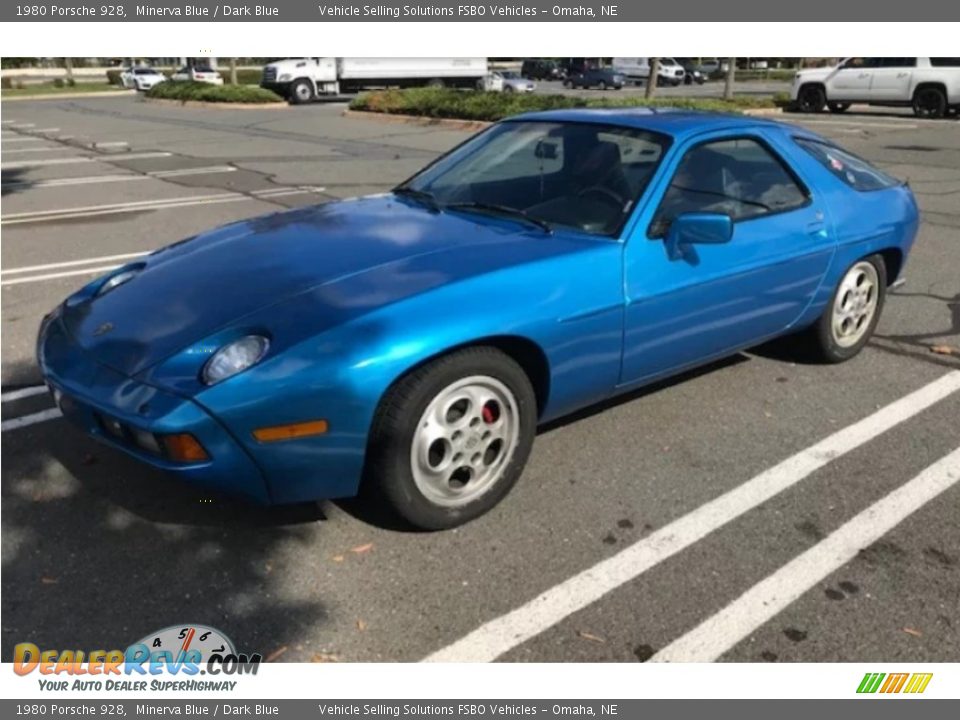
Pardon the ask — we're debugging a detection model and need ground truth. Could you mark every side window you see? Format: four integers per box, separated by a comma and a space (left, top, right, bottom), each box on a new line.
794, 138, 901, 191
649, 138, 809, 237
879, 58, 916, 68
842, 58, 881, 70
930, 57, 960, 67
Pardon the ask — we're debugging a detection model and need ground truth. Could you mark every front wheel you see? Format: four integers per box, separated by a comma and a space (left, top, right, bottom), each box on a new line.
289, 79, 315, 105
797, 84, 826, 113
365, 347, 537, 530
809, 255, 887, 363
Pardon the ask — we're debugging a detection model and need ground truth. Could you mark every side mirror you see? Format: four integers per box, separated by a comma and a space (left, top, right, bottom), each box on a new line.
664, 212, 732, 261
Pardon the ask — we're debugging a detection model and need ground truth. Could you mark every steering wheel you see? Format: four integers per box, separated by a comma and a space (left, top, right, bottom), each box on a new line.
576, 185, 626, 208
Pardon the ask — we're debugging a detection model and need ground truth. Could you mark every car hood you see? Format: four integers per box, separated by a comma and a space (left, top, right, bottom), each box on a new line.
795, 67, 837, 82
62, 195, 594, 377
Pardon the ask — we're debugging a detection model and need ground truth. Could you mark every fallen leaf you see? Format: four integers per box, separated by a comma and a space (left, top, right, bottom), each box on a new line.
577, 631, 606, 644
356, 619, 367, 632
265, 646, 287, 662
350, 543, 374, 554
332, 555, 345, 563
264, 563, 273, 574
930, 345, 958, 356
41, 577, 58, 584
902, 627, 923, 637
311, 652, 339, 663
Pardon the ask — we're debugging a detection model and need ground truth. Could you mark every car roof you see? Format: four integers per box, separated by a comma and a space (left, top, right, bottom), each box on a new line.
506, 108, 809, 141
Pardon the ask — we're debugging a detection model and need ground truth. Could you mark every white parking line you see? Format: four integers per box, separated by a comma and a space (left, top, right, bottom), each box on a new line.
1, 264, 123, 286
2, 137, 46, 143
9, 123, 35, 129
0, 166, 236, 190
1, 186, 326, 226
1, 147, 72, 154
795, 119, 918, 130
651, 445, 960, 662
1, 385, 48, 403
2, 251, 149, 276
29, 128, 62, 133
1, 407, 62, 433
423, 370, 960, 662
1, 151, 171, 170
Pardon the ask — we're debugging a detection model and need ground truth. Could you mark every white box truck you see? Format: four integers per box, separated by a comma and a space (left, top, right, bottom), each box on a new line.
261, 58, 489, 103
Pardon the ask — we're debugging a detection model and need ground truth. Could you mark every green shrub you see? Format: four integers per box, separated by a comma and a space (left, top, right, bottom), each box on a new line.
66, 77, 76, 87
53, 78, 65, 88
223, 68, 263, 85
145, 81, 283, 104
349, 87, 775, 122
106, 69, 122, 86
15, 80, 25, 90
1, 77, 12, 90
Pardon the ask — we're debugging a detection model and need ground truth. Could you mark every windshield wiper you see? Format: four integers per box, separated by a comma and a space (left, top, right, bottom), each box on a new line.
393, 186, 441, 212
446, 202, 553, 234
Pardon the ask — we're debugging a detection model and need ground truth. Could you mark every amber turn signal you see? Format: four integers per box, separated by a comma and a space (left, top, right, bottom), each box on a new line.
161, 433, 210, 463
252, 419, 329, 443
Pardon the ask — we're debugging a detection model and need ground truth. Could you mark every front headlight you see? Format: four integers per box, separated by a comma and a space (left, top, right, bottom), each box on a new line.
96, 268, 140, 297
201, 335, 270, 385
278, 74, 292, 82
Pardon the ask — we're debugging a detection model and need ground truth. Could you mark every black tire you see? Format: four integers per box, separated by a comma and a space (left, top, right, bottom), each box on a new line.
597, 80, 607, 91
503, 84, 515, 94
289, 78, 314, 105
365, 347, 537, 530
797, 84, 826, 113
828, 102, 851, 113
808, 254, 887, 363
913, 86, 947, 119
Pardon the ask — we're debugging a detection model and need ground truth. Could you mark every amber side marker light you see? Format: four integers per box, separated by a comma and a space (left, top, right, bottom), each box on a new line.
253, 419, 329, 443
161, 433, 210, 463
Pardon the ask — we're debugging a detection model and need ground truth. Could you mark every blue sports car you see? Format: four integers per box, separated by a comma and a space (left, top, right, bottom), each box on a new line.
37, 109, 918, 529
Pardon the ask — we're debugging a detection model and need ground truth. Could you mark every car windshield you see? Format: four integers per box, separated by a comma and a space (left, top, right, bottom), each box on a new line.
134, 68, 157, 75
400, 121, 670, 237
194, 67, 215, 73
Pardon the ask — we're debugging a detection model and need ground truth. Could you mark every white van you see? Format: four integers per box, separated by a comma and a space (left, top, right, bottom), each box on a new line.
611, 57, 684, 86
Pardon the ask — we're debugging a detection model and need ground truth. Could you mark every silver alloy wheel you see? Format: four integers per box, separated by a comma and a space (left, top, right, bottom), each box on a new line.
832, 261, 880, 348
410, 375, 520, 508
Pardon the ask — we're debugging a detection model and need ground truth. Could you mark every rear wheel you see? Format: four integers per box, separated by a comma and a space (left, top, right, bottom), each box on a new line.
809, 255, 887, 363
289, 79, 315, 105
797, 84, 826, 113
913, 86, 947, 119
828, 102, 851, 113
366, 347, 537, 530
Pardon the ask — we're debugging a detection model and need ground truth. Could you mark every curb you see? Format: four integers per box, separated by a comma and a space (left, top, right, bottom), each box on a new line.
1, 90, 136, 102
343, 109, 492, 131
743, 107, 785, 116
143, 97, 289, 110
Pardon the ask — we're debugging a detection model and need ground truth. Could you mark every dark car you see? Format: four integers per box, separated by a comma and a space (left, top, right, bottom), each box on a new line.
521, 59, 561, 81
677, 59, 707, 85
564, 66, 625, 90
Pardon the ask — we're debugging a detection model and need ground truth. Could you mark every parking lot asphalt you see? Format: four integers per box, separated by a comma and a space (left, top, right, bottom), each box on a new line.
1, 96, 958, 663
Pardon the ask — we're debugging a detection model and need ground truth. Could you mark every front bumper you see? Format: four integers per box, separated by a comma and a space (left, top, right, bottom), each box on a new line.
37, 309, 272, 504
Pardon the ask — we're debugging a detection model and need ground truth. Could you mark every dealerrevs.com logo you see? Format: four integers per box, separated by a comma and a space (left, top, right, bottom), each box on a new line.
857, 672, 933, 695
13, 624, 262, 692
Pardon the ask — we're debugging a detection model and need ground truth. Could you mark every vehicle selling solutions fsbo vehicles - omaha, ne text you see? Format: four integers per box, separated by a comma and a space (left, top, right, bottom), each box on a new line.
38, 110, 918, 529
791, 57, 960, 117
261, 57, 489, 103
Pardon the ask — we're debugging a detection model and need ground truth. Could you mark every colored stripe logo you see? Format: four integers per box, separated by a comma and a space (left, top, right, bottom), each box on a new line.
857, 672, 933, 694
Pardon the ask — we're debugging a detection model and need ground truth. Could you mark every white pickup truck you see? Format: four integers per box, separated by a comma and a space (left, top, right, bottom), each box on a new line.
791, 57, 960, 118
261, 58, 488, 103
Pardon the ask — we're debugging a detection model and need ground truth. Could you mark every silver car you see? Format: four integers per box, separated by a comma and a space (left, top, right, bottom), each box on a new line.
482, 71, 536, 93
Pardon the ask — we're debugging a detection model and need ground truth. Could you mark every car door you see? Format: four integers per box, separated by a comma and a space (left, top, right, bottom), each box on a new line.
620, 131, 836, 386
869, 58, 916, 101
827, 58, 880, 100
